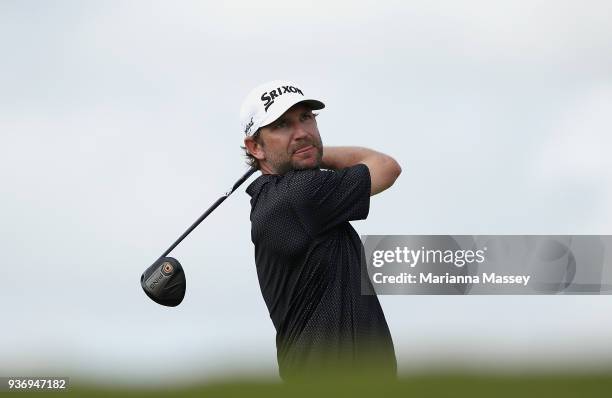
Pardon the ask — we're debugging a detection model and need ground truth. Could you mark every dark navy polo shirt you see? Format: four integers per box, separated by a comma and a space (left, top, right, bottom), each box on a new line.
246, 164, 396, 379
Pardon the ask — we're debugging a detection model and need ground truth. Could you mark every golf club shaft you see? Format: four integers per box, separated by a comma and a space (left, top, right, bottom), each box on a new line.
159, 167, 257, 259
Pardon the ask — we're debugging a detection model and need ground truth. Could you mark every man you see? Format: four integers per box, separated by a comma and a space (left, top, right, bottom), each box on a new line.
240, 80, 401, 380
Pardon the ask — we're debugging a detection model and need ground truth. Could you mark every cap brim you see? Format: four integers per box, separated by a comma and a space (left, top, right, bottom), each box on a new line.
260, 98, 325, 129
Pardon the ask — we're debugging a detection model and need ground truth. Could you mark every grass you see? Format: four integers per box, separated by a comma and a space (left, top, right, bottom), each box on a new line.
8, 372, 612, 397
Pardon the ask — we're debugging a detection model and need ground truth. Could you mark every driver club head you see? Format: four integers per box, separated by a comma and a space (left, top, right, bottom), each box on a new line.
141, 257, 186, 307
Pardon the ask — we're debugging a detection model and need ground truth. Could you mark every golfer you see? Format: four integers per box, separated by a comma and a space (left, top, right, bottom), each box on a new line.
240, 80, 401, 380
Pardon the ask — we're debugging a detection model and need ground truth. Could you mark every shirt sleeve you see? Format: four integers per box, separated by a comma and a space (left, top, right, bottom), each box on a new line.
282, 164, 371, 234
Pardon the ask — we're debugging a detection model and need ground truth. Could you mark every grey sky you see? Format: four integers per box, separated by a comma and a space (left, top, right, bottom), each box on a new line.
1, 0, 612, 384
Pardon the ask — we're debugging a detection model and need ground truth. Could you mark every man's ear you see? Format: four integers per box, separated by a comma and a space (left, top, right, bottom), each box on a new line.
244, 136, 265, 160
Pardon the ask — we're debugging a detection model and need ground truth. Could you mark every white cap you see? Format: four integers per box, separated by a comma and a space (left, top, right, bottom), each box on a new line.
240, 80, 325, 136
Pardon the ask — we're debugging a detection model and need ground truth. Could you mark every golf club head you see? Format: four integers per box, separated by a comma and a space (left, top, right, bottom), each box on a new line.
141, 257, 186, 307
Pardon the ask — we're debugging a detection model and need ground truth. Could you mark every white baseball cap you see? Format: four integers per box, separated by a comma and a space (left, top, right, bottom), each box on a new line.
240, 80, 325, 137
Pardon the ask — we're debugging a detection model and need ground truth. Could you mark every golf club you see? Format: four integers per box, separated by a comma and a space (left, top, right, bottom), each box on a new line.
141, 167, 257, 307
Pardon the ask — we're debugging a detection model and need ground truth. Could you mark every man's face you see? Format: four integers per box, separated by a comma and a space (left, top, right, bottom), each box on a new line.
249, 103, 323, 175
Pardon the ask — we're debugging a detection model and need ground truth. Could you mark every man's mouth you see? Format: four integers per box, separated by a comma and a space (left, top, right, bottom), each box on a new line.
294, 145, 314, 155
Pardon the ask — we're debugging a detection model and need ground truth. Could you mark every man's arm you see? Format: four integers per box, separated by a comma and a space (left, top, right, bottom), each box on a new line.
321, 146, 401, 196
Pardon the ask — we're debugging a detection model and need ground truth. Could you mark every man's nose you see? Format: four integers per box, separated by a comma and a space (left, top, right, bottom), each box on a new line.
292, 123, 309, 140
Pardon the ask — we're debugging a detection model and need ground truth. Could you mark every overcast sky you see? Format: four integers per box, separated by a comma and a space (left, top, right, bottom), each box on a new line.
1, 0, 612, 384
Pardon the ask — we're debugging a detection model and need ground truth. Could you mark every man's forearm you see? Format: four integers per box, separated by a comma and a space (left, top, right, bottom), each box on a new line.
321, 146, 402, 196
321, 146, 381, 170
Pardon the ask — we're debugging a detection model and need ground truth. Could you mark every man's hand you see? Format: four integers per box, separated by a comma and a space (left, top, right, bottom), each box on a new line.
321, 146, 401, 196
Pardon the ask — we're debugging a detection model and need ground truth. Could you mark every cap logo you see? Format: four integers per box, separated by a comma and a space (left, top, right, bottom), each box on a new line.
244, 116, 254, 135
260, 85, 304, 112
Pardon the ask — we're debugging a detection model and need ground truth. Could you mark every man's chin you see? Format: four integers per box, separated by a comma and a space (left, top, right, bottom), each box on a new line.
292, 158, 321, 171
271, 156, 321, 174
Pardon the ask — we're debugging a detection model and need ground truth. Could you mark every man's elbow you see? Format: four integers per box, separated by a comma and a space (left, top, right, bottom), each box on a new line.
375, 156, 401, 195
365, 153, 402, 196
387, 156, 402, 185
